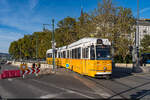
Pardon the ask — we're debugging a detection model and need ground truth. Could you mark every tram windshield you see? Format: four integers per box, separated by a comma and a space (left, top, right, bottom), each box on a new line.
96, 45, 111, 60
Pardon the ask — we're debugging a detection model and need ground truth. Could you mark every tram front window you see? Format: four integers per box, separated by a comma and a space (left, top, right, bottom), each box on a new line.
96, 45, 111, 60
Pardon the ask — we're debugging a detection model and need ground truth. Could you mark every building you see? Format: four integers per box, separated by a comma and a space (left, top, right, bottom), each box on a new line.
0, 53, 11, 61
138, 19, 150, 46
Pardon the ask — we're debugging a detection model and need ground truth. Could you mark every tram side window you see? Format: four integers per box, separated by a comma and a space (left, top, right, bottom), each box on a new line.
73, 49, 75, 59
47, 53, 50, 58
63, 51, 66, 58
82, 48, 85, 58
90, 45, 95, 60
61, 52, 63, 58
55, 50, 57, 58
59, 52, 61, 58
48, 53, 52, 58
86, 48, 89, 58
78, 47, 81, 59
70, 50, 72, 59
46, 53, 48, 58
67, 50, 69, 58
75, 48, 77, 59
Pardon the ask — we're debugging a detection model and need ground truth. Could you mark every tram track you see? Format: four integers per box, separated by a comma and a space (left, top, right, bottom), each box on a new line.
57, 67, 150, 99
84, 72, 150, 99
63, 67, 128, 99
84, 76, 128, 99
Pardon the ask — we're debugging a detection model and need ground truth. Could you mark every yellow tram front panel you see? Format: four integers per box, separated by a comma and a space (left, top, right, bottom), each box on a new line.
81, 59, 112, 77
95, 60, 112, 76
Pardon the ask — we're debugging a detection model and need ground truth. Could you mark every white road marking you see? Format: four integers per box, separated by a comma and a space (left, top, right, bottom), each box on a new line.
8, 78, 13, 81
32, 79, 94, 99
94, 88, 111, 98
40, 94, 58, 98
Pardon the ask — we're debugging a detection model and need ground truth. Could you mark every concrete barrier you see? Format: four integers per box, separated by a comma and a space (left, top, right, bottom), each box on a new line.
11, 61, 50, 69
115, 63, 150, 68
11, 61, 54, 75
11, 61, 150, 74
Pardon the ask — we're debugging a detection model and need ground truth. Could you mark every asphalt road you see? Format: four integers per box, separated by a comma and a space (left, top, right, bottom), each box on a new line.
74, 69, 150, 99
0, 64, 102, 99
0, 64, 150, 99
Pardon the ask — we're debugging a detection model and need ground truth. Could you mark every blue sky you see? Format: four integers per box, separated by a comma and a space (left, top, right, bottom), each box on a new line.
0, 0, 150, 53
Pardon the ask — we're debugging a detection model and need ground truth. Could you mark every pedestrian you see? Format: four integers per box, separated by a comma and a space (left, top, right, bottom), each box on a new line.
32, 63, 35, 69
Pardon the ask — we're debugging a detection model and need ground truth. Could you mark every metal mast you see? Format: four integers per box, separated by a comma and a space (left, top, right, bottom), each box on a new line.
52, 19, 56, 72
132, 0, 141, 72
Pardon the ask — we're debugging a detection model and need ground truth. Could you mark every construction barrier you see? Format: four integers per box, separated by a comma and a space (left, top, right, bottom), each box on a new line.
0, 70, 21, 79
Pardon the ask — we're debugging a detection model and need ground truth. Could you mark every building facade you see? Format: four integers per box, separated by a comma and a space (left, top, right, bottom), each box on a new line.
138, 19, 150, 46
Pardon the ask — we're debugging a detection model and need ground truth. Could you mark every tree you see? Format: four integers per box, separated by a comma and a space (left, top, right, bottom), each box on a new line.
9, 41, 20, 59
56, 17, 78, 46
90, 0, 136, 62
141, 34, 150, 53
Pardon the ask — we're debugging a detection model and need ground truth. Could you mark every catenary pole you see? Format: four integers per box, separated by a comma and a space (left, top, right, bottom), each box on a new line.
52, 19, 55, 72
132, 0, 141, 72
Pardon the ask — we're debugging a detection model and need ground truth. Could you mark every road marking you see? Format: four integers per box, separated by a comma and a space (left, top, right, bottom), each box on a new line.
40, 94, 58, 98
8, 78, 13, 81
94, 88, 111, 98
32, 79, 94, 99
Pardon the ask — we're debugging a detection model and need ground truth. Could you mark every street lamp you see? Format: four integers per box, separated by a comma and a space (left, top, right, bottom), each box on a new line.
132, 0, 142, 72
36, 34, 38, 61
43, 19, 56, 72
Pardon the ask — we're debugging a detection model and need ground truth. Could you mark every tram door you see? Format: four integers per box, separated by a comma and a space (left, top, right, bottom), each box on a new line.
66, 50, 69, 67
82, 59, 86, 74
82, 48, 87, 75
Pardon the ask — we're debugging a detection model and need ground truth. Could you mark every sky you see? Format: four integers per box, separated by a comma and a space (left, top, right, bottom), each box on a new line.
0, 0, 150, 53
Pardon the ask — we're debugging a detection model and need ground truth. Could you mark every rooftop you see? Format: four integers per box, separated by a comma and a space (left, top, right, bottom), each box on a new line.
139, 19, 150, 26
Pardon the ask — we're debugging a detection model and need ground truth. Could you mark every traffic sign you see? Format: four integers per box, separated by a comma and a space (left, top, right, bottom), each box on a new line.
36, 68, 40, 74
66, 63, 69, 68
24, 67, 40, 75
20, 64, 28, 71
25, 69, 31, 74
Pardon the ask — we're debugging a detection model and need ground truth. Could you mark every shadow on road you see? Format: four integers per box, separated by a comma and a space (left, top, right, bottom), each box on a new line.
108, 80, 150, 99
112, 67, 132, 79
130, 89, 150, 99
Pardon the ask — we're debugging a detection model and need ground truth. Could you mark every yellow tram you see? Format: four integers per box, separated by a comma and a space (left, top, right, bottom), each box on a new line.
46, 37, 112, 79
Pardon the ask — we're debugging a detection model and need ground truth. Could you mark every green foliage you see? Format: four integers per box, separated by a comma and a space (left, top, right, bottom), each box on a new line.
9, 31, 52, 59
141, 34, 150, 53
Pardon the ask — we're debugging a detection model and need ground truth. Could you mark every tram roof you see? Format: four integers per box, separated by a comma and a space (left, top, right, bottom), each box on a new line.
46, 37, 111, 53
46, 48, 58, 54
46, 49, 52, 54
68, 37, 111, 48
